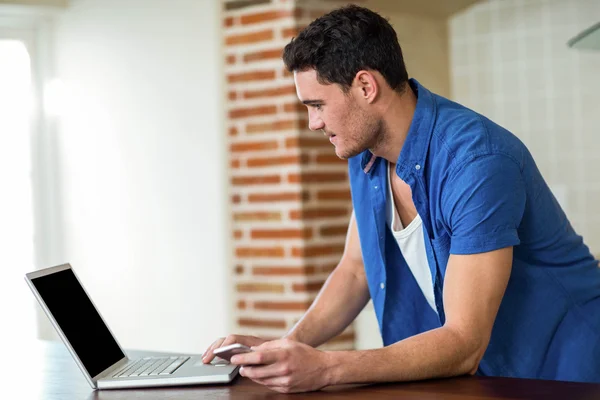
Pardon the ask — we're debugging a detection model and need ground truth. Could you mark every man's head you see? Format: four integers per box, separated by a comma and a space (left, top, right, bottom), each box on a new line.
283, 5, 409, 159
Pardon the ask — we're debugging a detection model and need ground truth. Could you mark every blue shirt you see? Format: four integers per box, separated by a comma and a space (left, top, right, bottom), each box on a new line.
349, 79, 600, 383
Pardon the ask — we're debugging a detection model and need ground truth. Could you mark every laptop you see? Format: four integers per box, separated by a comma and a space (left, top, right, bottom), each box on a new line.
25, 263, 238, 389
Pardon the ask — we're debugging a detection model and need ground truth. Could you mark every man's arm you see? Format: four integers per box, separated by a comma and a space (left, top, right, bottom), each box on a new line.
202, 211, 367, 364
326, 247, 512, 384
234, 247, 512, 392
284, 211, 371, 347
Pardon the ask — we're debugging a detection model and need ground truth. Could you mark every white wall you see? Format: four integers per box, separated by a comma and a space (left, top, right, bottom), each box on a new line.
450, 0, 600, 255
42, 0, 231, 354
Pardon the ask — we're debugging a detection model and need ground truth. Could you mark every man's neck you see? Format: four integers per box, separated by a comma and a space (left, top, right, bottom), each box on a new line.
370, 84, 417, 164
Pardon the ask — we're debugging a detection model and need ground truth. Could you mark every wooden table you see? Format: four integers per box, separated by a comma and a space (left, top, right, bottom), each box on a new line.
8, 340, 600, 399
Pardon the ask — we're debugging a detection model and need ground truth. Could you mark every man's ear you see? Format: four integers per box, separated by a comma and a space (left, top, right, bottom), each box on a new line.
354, 70, 379, 104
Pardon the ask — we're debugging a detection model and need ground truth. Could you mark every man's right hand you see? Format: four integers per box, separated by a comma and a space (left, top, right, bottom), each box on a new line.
202, 334, 267, 364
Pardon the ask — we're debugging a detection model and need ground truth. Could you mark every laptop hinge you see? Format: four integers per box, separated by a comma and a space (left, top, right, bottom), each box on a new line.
94, 357, 130, 381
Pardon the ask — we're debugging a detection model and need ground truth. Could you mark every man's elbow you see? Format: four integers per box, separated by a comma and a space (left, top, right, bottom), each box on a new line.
456, 350, 482, 376
466, 362, 480, 376
447, 327, 486, 377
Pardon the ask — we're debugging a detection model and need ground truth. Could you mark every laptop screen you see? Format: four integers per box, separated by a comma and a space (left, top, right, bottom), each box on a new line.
31, 268, 125, 378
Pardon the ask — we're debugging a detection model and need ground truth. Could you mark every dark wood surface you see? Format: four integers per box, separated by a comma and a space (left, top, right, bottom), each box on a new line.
10, 340, 600, 399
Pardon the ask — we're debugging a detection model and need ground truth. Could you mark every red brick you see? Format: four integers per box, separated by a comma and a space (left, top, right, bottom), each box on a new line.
246, 119, 298, 133
232, 194, 242, 204
285, 137, 331, 149
291, 244, 344, 257
229, 126, 239, 136
247, 154, 308, 168
317, 189, 351, 201
228, 91, 237, 101
237, 283, 285, 293
240, 10, 293, 25
315, 154, 347, 164
243, 85, 297, 99
238, 318, 286, 329
226, 54, 236, 65
231, 175, 281, 185
283, 102, 305, 113
235, 247, 285, 258
230, 159, 241, 169
327, 331, 356, 344
282, 26, 305, 39
224, 17, 234, 27
227, 70, 276, 84
319, 263, 338, 273
252, 265, 316, 276
235, 265, 244, 274
292, 7, 304, 18
230, 140, 278, 152
226, 29, 274, 46
288, 172, 347, 184
309, 10, 328, 19
233, 230, 243, 239
254, 301, 311, 311
233, 212, 281, 221
237, 300, 247, 310
290, 208, 349, 220
320, 225, 348, 237
292, 281, 325, 293
251, 228, 313, 239
248, 191, 308, 203
229, 105, 277, 119
282, 68, 293, 78
243, 48, 285, 63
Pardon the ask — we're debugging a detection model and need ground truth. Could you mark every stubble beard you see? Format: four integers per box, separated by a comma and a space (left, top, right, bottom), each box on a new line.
335, 112, 382, 160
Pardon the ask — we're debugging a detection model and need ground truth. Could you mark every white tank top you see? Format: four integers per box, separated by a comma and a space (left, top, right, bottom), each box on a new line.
386, 162, 437, 313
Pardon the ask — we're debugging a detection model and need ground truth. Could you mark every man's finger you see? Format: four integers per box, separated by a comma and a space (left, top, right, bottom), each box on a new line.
252, 339, 289, 351
201, 339, 222, 359
240, 363, 287, 380
202, 338, 226, 363
231, 349, 281, 366
251, 376, 292, 390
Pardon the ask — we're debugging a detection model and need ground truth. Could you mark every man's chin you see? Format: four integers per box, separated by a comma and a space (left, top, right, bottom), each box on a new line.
335, 147, 360, 160
334, 149, 349, 160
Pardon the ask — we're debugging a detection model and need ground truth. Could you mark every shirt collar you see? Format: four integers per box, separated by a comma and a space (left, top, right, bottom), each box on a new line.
360, 78, 436, 179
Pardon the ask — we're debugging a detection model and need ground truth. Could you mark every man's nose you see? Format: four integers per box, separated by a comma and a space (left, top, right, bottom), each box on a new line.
308, 113, 324, 131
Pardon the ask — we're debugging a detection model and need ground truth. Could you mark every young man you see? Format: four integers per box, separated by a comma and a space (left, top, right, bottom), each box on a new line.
203, 5, 600, 393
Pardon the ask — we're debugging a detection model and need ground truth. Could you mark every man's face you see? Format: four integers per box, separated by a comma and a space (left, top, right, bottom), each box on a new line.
294, 69, 381, 160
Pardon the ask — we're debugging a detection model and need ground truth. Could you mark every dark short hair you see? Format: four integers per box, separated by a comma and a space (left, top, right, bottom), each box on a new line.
283, 4, 409, 93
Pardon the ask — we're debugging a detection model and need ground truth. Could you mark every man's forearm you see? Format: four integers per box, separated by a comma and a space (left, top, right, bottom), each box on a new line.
325, 326, 481, 385
283, 265, 370, 347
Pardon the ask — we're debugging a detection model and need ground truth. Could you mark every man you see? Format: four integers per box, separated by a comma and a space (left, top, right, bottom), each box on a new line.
203, 4, 600, 393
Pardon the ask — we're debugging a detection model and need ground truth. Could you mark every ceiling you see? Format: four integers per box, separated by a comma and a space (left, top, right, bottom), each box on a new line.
0, 0, 67, 7
0, 0, 482, 18
364, 0, 481, 18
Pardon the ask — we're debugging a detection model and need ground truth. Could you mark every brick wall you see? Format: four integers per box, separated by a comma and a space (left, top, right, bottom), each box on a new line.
223, 0, 354, 349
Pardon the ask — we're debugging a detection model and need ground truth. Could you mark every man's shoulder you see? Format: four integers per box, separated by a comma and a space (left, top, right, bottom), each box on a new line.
430, 94, 526, 169
432, 95, 491, 152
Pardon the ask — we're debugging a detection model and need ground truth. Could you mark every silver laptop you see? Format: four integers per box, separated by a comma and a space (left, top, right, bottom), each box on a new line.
25, 263, 238, 389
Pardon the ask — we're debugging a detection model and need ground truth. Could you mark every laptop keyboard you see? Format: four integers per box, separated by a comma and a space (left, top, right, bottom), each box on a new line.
111, 356, 190, 378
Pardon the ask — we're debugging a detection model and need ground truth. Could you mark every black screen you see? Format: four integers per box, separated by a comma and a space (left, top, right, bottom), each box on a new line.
31, 268, 125, 377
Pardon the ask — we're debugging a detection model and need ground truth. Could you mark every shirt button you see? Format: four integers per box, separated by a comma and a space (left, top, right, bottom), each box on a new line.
415, 164, 421, 170
380, 283, 385, 290
374, 185, 378, 189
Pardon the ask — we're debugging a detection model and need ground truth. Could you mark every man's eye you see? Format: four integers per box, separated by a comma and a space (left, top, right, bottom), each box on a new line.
314, 104, 322, 110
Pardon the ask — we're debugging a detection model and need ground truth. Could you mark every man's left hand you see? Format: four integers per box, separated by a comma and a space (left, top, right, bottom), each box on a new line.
230, 338, 333, 393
